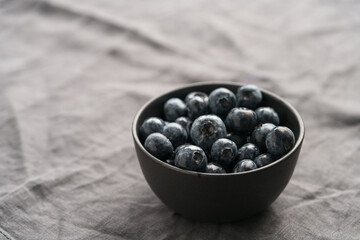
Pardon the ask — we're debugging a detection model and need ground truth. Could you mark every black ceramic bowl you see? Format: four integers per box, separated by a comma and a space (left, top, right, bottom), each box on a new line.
132, 82, 305, 223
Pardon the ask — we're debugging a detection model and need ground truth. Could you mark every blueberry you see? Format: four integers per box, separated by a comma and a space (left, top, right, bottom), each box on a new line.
185, 91, 208, 103
254, 153, 274, 168
225, 107, 257, 133
210, 138, 237, 169
205, 162, 226, 174
236, 85, 262, 109
255, 107, 280, 126
233, 159, 257, 173
144, 133, 174, 161
163, 98, 187, 121
236, 143, 260, 161
175, 145, 207, 172
139, 117, 166, 141
208, 88, 236, 118
163, 123, 188, 148
250, 123, 276, 152
265, 126, 295, 156
186, 95, 209, 120
226, 132, 247, 149
175, 117, 192, 136
190, 115, 227, 150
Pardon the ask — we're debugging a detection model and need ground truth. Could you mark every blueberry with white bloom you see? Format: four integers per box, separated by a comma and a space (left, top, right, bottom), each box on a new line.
186, 95, 209, 120
265, 126, 295, 156
164, 98, 187, 121
250, 123, 276, 152
254, 153, 274, 168
210, 138, 237, 169
255, 107, 280, 126
175, 145, 207, 172
208, 88, 236, 118
236, 85, 262, 109
163, 122, 188, 148
185, 91, 208, 103
233, 159, 257, 173
225, 108, 257, 133
236, 143, 260, 162
140, 117, 166, 141
190, 115, 227, 150
144, 133, 173, 161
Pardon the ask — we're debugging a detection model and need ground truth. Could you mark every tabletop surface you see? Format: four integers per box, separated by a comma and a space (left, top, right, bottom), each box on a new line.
1, 0, 360, 239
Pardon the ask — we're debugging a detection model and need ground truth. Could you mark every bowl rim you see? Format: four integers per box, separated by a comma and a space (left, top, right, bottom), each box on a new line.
132, 81, 305, 177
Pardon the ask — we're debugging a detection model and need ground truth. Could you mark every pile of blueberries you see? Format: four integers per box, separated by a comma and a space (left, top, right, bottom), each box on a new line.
139, 85, 295, 174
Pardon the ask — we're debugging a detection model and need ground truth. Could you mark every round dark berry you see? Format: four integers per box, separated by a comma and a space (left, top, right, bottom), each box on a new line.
233, 159, 257, 173
236, 85, 262, 109
225, 107, 257, 133
265, 126, 295, 156
185, 91, 208, 103
254, 153, 274, 168
210, 138, 237, 169
236, 143, 260, 161
190, 115, 227, 150
175, 145, 207, 172
186, 95, 209, 120
139, 117, 166, 141
144, 133, 174, 161
250, 123, 276, 152
208, 88, 236, 118
163, 123, 188, 148
163, 98, 187, 121
255, 107, 280, 126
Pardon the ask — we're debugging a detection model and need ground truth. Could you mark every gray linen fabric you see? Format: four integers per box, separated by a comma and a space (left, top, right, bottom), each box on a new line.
1, 0, 360, 239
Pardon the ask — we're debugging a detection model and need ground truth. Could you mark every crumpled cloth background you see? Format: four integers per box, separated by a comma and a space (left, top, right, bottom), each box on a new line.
1, 0, 360, 239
